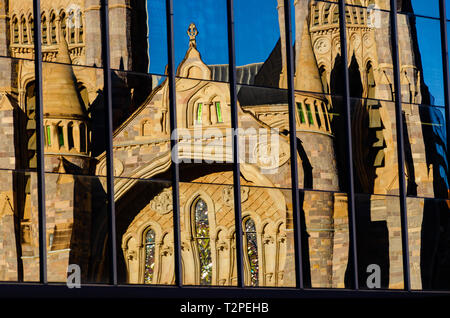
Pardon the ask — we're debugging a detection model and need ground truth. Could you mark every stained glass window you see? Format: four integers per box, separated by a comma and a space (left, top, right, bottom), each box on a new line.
194, 198, 212, 285
244, 218, 259, 286
144, 228, 156, 284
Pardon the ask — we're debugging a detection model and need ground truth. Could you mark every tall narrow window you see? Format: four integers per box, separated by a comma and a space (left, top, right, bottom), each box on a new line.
322, 104, 329, 131
305, 104, 314, 125
78, 12, 84, 43
67, 123, 74, 150
28, 17, 34, 43
314, 104, 322, 128
244, 218, 259, 286
144, 228, 156, 284
57, 126, 64, 147
21, 17, 28, 44
61, 12, 67, 39
332, 7, 339, 24
42, 15, 48, 45
215, 102, 223, 123
46, 126, 51, 146
12, 18, 19, 44
50, 14, 57, 44
193, 198, 212, 285
323, 3, 331, 24
297, 102, 306, 124
196, 103, 203, 124
69, 11, 75, 44
79, 123, 86, 153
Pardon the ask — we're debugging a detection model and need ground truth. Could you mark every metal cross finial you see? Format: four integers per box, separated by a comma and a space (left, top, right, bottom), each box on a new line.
187, 23, 198, 48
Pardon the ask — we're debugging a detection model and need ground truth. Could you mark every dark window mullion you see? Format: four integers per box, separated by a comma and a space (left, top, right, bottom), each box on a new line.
389, 0, 411, 292
32, 0, 47, 285
337, 0, 359, 290
227, 0, 245, 288
100, 0, 118, 286
166, 0, 183, 288
283, 0, 304, 289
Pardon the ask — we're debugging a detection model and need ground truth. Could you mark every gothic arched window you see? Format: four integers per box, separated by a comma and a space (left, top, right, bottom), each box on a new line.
215, 102, 223, 123
41, 15, 48, 45
50, 14, 57, 44
78, 12, 84, 43
244, 218, 259, 286
69, 10, 76, 44
12, 18, 19, 44
193, 198, 212, 285
28, 16, 34, 43
21, 16, 28, 44
67, 122, 74, 150
60, 12, 67, 40
79, 123, 86, 153
144, 228, 156, 284
196, 103, 203, 125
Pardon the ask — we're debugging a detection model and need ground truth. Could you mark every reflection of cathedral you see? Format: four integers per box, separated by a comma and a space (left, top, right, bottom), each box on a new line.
0, 0, 449, 290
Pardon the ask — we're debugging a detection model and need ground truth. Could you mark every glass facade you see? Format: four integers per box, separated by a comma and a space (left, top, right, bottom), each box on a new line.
0, 0, 450, 297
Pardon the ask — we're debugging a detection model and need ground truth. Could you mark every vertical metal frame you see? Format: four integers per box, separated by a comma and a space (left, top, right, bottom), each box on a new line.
337, 0, 359, 289
165, 0, 183, 287
226, 0, 245, 288
440, 1, 450, 198
100, 0, 118, 285
283, 0, 304, 289
32, 0, 47, 285
389, 0, 411, 291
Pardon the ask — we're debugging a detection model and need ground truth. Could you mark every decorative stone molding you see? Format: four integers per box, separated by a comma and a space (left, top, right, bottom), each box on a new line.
222, 186, 249, 207
150, 188, 173, 215
314, 37, 331, 54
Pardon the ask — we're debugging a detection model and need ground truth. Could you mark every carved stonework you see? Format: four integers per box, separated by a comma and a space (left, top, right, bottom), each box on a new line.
222, 186, 249, 207
150, 188, 173, 215
314, 37, 331, 54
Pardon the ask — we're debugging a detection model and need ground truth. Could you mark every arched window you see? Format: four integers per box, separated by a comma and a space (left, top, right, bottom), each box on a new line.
143, 228, 156, 284
79, 123, 86, 153
57, 125, 64, 147
21, 16, 28, 44
322, 103, 330, 132
314, 103, 322, 128
244, 218, 259, 286
193, 198, 212, 285
196, 103, 203, 124
78, 12, 84, 43
67, 122, 74, 150
323, 3, 331, 24
215, 102, 223, 123
60, 12, 67, 40
69, 10, 75, 44
50, 14, 57, 44
28, 16, 34, 43
12, 18, 19, 44
312, 5, 320, 26
296, 102, 306, 124
41, 15, 48, 45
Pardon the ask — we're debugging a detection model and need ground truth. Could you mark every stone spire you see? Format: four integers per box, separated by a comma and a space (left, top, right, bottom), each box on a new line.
294, 22, 324, 94
42, 36, 85, 119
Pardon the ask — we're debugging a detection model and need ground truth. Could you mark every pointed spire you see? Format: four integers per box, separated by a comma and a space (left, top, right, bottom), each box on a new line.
294, 22, 324, 94
42, 34, 85, 118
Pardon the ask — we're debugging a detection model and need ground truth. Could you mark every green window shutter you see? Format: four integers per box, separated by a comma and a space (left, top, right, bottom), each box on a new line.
297, 103, 306, 124
216, 102, 223, 123
46, 126, 51, 146
197, 103, 203, 123
305, 104, 314, 125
